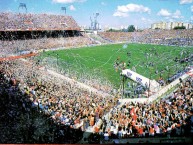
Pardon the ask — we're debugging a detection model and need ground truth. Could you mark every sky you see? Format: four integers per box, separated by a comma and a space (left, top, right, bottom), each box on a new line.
0, 0, 193, 29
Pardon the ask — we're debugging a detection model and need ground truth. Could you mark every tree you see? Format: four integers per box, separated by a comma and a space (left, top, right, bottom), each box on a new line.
173, 26, 186, 30
127, 25, 136, 32
106, 28, 121, 32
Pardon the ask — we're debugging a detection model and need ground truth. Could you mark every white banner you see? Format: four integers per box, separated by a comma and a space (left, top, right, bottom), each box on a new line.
121, 69, 150, 87
121, 69, 160, 92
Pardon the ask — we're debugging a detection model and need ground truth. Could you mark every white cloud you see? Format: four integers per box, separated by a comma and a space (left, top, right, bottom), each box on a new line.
113, 3, 150, 17
191, 16, 193, 20
157, 9, 183, 19
157, 9, 171, 17
191, 5, 193, 11
52, 0, 86, 3
69, 5, 76, 11
172, 10, 183, 19
180, 0, 193, 4
118, 3, 150, 13
113, 11, 128, 17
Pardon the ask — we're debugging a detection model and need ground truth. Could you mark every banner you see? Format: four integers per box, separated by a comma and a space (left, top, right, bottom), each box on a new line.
121, 69, 160, 93
121, 69, 150, 87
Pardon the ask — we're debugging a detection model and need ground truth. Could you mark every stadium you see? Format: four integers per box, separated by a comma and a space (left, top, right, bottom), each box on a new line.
0, 0, 193, 144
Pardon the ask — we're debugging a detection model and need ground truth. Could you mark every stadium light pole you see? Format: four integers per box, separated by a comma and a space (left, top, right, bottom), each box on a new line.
165, 66, 170, 84
46, 53, 50, 69
125, 50, 131, 98
145, 50, 150, 97
122, 74, 125, 98
147, 65, 153, 97
145, 47, 156, 97
61, 7, 66, 15
18, 3, 27, 13
56, 53, 59, 66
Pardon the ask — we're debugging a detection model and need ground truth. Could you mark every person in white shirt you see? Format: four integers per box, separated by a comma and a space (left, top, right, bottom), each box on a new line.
155, 125, 160, 137
167, 126, 172, 138
113, 128, 118, 137
104, 132, 109, 141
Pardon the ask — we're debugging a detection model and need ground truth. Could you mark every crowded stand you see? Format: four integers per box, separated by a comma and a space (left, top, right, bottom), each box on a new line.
0, 12, 193, 144
0, 59, 192, 143
98, 29, 193, 46
0, 12, 80, 31
0, 61, 84, 143
102, 77, 193, 138
0, 13, 97, 58
0, 36, 96, 57
0, 59, 119, 139
97, 32, 133, 43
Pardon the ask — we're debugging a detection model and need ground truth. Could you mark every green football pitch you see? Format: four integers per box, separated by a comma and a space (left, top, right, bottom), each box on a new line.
40, 43, 193, 88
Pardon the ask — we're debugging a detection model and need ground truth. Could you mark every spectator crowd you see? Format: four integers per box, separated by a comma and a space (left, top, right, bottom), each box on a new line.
0, 56, 192, 143
99, 29, 193, 46
0, 36, 96, 57
101, 76, 193, 139
0, 12, 193, 144
0, 59, 119, 143
0, 12, 79, 31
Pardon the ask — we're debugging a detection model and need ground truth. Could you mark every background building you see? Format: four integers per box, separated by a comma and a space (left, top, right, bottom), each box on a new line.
151, 22, 193, 29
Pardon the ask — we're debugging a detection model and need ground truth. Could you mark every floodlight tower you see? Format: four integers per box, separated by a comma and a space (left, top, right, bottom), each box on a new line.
94, 12, 99, 30
90, 16, 94, 30
61, 7, 66, 15
90, 13, 100, 30
18, 3, 27, 13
